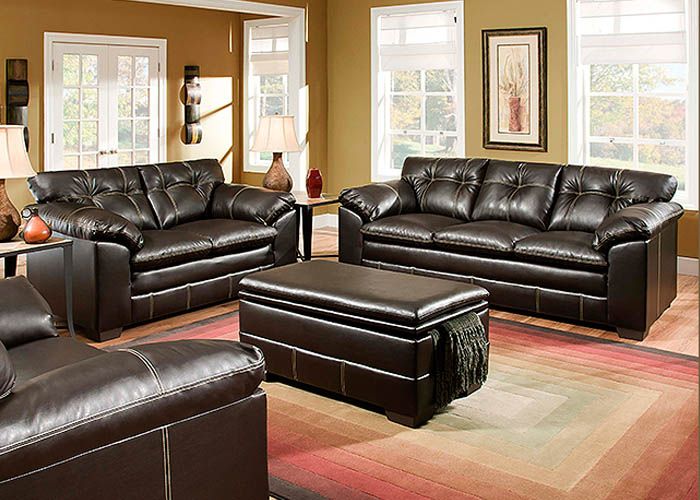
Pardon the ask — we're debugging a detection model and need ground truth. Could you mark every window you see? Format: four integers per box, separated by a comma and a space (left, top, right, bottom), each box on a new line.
568, 0, 699, 208
45, 33, 166, 171
371, 2, 465, 181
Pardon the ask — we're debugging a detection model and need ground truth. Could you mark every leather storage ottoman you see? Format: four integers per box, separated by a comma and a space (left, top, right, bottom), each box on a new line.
239, 261, 489, 427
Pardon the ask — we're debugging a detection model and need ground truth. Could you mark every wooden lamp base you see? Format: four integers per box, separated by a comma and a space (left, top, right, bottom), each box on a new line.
0, 180, 20, 242
262, 152, 293, 192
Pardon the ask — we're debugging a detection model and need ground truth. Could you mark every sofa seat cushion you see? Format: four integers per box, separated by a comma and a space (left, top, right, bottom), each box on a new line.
131, 229, 213, 271
514, 231, 608, 271
361, 213, 461, 247
434, 221, 540, 255
174, 219, 277, 256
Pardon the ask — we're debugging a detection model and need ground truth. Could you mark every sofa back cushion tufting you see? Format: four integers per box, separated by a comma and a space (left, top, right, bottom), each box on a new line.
401, 157, 490, 221
138, 159, 224, 228
28, 167, 159, 230
548, 165, 678, 232
471, 160, 562, 230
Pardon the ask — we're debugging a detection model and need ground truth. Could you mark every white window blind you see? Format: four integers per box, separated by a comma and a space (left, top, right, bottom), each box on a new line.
250, 23, 289, 76
378, 10, 457, 71
579, 0, 687, 64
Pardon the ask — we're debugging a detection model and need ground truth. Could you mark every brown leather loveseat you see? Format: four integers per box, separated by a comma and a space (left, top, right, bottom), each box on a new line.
339, 157, 683, 340
0, 276, 269, 499
26, 159, 297, 341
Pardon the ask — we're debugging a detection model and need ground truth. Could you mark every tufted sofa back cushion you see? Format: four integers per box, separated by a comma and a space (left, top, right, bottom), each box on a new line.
28, 167, 158, 230
471, 160, 562, 230
548, 165, 678, 232
138, 159, 224, 228
401, 157, 490, 220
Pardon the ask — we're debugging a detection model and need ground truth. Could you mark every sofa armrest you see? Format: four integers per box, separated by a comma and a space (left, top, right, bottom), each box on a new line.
36, 202, 144, 253
209, 183, 296, 226
0, 277, 57, 349
339, 179, 417, 223
0, 339, 264, 482
593, 202, 684, 252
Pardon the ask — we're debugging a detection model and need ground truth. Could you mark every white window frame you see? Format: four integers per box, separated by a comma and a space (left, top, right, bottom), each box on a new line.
243, 15, 307, 187
44, 32, 167, 171
371, 1, 465, 182
567, 0, 699, 209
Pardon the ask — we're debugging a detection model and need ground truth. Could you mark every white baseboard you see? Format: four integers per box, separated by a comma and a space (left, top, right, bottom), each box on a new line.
678, 257, 698, 276
313, 213, 338, 229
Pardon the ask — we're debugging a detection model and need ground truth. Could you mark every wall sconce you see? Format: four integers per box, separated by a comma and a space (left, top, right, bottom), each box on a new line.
184, 65, 202, 144
6, 59, 29, 150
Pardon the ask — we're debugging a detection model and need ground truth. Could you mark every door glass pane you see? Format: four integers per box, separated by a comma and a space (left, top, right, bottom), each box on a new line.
63, 122, 79, 153
391, 96, 421, 130
589, 142, 634, 169
82, 88, 98, 119
262, 96, 284, 116
426, 135, 458, 156
118, 152, 133, 165
639, 64, 687, 93
63, 155, 79, 169
118, 56, 133, 86
134, 57, 149, 86
118, 88, 133, 118
639, 144, 686, 190
134, 88, 149, 117
638, 97, 685, 140
82, 154, 97, 169
118, 120, 133, 149
426, 69, 454, 92
81, 55, 98, 85
63, 89, 80, 120
589, 96, 633, 137
260, 75, 285, 94
63, 55, 80, 86
391, 70, 420, 92
81, 121, 98, 151
134, 150, 150, 165
590, 64, 633, 93
391, 134, 421, 170
135, 120, 149, 149
426, 96, 456, 131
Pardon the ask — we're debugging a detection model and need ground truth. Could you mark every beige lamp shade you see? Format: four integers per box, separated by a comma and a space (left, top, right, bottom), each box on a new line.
0, 126, 34, 179
251, 115, 302, 153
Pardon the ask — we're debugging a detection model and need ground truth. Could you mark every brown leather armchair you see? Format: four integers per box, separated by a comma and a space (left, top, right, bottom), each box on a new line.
26, 159, 298, 341
339, 157, 683, 340
0, 276, 269, 499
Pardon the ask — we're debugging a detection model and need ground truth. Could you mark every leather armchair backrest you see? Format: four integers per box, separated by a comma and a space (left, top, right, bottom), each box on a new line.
28, 167, 158, 230
548, 165, 678, 232
138, 159, 224, 228
401, 157, 490, 220
471, 160, 562, 230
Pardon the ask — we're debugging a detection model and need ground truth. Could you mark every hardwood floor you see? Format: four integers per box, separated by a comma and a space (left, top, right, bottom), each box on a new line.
7, 228, 698, 356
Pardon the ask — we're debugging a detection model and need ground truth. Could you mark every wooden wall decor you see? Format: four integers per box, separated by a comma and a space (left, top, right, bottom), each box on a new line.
184, 65, 203, 144
6, 59, 29, 150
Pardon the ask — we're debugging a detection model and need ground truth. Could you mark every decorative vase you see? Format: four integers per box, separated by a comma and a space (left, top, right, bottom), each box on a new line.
0, 180, 20, 242
262, 153, 293, 192
508, 96, 522, 132
306, 168, 323, 198
20, 207, 51, 244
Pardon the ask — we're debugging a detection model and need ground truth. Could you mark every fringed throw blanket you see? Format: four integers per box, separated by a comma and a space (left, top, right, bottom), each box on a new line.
429, 312, 489, 409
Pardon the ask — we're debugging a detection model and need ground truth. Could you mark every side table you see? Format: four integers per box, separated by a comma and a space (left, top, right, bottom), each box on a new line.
0, 238, 75, 338
293, 192, 339, 261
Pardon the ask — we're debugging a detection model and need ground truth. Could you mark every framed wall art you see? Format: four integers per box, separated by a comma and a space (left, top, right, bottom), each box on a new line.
482, 27, 547, 151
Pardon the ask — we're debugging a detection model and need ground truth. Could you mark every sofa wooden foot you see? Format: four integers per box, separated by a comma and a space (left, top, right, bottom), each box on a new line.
86, 328, 122, 342
617, 327, 649, 341
385, 410, 433, 428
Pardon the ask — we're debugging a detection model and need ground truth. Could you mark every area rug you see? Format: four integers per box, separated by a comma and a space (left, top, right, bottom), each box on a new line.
117, 311, 699, 499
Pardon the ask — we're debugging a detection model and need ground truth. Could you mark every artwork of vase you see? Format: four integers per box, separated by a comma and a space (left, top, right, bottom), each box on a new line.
497, 45, 530, 134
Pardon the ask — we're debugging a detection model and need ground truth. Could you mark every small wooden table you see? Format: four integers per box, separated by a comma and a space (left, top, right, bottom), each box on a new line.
0, 238, 75, 338
293, 192, 339, 261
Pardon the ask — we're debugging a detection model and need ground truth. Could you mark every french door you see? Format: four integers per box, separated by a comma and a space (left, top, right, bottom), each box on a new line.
47, 37, 164, 171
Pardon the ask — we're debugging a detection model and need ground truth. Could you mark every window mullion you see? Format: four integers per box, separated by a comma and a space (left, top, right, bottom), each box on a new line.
632, 64, 640, 169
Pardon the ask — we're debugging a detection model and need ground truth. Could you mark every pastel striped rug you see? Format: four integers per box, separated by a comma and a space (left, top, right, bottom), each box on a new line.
119, 312, 698, 499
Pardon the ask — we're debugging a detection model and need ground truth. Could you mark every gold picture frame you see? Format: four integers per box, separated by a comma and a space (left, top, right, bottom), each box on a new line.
482, 27, 547, 151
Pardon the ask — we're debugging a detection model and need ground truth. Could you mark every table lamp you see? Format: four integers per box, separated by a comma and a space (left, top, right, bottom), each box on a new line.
251, 115, 301, 192
0, 125, 35, 241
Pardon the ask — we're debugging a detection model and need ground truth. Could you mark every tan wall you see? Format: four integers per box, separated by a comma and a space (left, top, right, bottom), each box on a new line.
0, 0, 245, 210
326, 0, 698, 257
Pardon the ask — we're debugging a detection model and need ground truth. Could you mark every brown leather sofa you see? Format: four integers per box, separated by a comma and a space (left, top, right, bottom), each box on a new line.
339, 157, 684, 340
0, 276, 269, 499
26, 159, 297, 341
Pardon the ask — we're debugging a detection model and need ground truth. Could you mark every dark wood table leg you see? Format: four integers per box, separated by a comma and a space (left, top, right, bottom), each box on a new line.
63, 244, 76, 338
301, 205, 314, 261
4, 255, 17, 278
